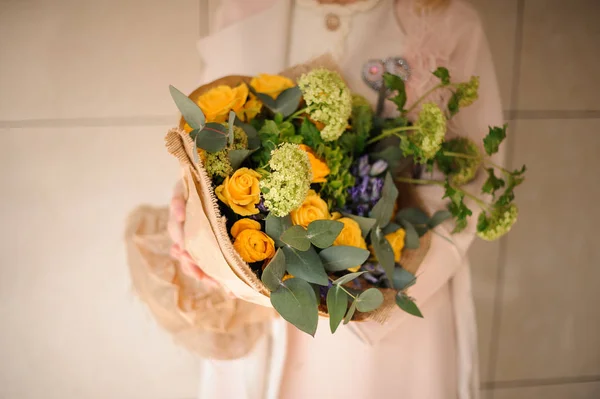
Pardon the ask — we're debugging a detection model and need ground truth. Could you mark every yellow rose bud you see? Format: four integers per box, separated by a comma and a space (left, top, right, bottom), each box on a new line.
250, 74, 295, 99
385, 229, 406, 263
233, 229, 275, 263
197, 83, 249, 123
231, 218, 261, 239
333, 217, 367, 272
290, 190, 330, 228
298, 144, 330, 183
237, 93, 262, 122
215, 168, 261, 216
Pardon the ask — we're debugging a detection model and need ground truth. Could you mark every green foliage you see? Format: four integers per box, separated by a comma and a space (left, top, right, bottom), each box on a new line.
254, 86, 302, 118
342, 214, 377, 238
428, 210, 452, 228
332, 271, 367, 285
265, 214, 292, 248
496, 166, 526, 207
319, 246, 370, 272
326, 286, 348, 333
436, 137, 482, 186
169, 85, 205, 130
432, 67, 451, 85
383, 72, 407, 113
282, 246, 328, 286
306, 220, 344, 249
481, 168, 505, 197
392, 268, 416, 291
270, 278, 319, 336
443, 181, 473, 233
396, 208, 429, 225
261, 249, 286, 291
343, 300, 358, 325
370, 227, 395, 288
398, 219, 420, 249
317, 143, 355, 208
356, 288, 384, 312
337, 94, 373, 155
448, 92, 460, 117
299, 118, 323, 148
281, 225, 311, 251
190, 123, 228, 152
483, 124, 507, 156
369, 172, 399, 228
395, 293, 423, 318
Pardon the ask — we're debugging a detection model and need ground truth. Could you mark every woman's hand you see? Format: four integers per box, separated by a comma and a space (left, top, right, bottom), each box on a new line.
168, 180, 219, 288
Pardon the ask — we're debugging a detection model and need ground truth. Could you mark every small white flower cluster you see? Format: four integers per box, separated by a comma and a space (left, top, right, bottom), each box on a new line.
413, 102, 447, 161
298, 68, 352, 142
260, 143, 312, 217
477, 204, 518, 241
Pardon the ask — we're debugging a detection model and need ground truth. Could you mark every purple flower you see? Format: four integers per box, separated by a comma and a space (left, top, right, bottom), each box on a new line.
358, 176, 370, 202
257, 196, 268, 213
356, 203, 369, 217
370, 177, 384, 201
369, 159, 388, 176
358, 155, 370, 177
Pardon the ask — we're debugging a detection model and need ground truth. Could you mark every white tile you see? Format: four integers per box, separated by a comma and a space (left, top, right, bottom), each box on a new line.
0, 0, 201, 121
492, 381, 600, 399
518, 0, 600, 110
469, 0, 519, 109
493, 119, 600, 381
0, 125, 199, 399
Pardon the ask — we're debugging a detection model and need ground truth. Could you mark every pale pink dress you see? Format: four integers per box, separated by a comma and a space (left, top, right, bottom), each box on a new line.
194, 1, 504, 398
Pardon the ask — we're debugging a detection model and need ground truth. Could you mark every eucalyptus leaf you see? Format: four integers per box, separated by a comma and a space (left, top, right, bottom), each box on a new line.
415, 225, 429, 237
227, 111, 235, 146
382, 222, 401, 235
370, 172, 398, 228
307, 220, 344, 249
332, 271, 367, 286
169, 85, 205, 130
319, 246, 370, 272
270, 278, 319, 336
196, 123, 228, 152
393, 267, 416, 291
370, 228, 395, 288
342, 214, 377, 238
396, 208, 429, 225
395, 293, 423, 318
282, 246, 328, 286
343, 300, 357, 325
274, 86, 303, 117
399, 219, 420, 249
428, 210, 452, 228
228, 149, 255, 171
356, 288, 384, 312
266, 214, 292, 247
261, 249, 286, 292
281, 225, 311, 251
326, 285, 348, 333
254, 92, 277, 110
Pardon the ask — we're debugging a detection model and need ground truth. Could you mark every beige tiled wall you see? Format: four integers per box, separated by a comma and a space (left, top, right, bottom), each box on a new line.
1, 1, 599, 399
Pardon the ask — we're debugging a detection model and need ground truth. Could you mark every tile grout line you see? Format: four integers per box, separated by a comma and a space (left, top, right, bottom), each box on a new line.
481, 375, 600, 390
485, 1, 526, 398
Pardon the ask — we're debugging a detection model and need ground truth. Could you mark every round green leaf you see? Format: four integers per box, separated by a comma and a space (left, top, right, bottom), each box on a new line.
369, 172, 398, 228
270, 278, 319, 336
281, 225, 310, 251
273, 86, 303, 117
428, 210, 452, 228
342, 214, 377, 238
265, 214, 292, 248
195, 123, 228, 152
282, 246, 328, 286
392, 267, 416, 291
319, 246, 370, 272
332, 271, 367, 286
396, 207, 429, 225
261, 249, 286, 292
307, 220, 344, 248
399, 219, 420, 249
356, 288, 384, 312
228, 149, 255, 171
326, 286, 348, 333
395, 293, 423, 318
169, 85, 205, 130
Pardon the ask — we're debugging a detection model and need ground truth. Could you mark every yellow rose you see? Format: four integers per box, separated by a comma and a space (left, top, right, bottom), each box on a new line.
386, 229, 406, 263
290, 190, 330, 228
299, 144, 330, 183
215, 168, 261, 216
234, 229, 275, 263
237, 93, 262, 122
231, 218, 261, 238
197, 83, 249, 123
333, 217, 367, 272
250, 74, 295, 99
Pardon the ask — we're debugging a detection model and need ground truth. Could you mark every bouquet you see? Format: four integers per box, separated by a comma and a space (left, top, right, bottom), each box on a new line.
164, 57, 526, 337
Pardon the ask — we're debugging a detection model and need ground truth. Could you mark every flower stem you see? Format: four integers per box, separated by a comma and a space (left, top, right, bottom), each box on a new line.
442, 151, 480, 160
395, 176, 445, 186
404, 83, 460, 115
485, 159, 512, 175
366, 126, 416, 145
458, 186, 491, 212
330, 278, 357, 299
287, 106, 310, 121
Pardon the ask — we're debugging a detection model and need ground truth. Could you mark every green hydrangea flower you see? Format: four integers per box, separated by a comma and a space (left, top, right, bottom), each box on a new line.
477, 204, 518, 241
260, 143, 312, 217
402, 102, 447, 163
204, 125, 248, 179
456, 76, 480, 108
298, 68, 352, 142
437, 137, 482, 186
